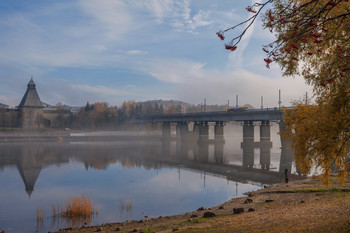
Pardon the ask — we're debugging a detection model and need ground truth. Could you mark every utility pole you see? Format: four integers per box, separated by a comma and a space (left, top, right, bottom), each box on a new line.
227, 100, 229, 108
204, 98, 206, 112
278, 89, 282, 109
305, 92, 308, 104
261, 96, 264, 109
236, 94, 238, 108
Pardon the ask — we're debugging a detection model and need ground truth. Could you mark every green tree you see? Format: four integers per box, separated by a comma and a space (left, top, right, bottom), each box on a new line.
218, 0, 350, 183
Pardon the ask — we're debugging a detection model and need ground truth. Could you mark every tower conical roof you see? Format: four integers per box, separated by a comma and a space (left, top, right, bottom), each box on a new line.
18, 78, 43, 108
17, 162, 42, 198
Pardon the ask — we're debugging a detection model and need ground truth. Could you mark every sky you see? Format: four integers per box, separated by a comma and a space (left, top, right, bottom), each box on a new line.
0, 0, 313, 108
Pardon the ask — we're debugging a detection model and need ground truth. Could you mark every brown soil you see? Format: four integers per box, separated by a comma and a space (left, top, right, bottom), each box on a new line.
56, 175, 350, 233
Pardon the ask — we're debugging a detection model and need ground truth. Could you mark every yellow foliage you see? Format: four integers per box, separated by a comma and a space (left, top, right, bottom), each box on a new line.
260, 0, 350, 185
282, 95, 350, 185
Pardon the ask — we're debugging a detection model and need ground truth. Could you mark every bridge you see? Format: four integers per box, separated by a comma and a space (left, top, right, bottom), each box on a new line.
127, 107, 292, 174
132, 107, 285, 123
128, 107, 288, 146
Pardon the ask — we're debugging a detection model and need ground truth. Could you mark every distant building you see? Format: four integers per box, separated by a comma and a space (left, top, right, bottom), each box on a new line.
0, 103, 9, 108
58, 105, 82, 116
145, 99, 190, 114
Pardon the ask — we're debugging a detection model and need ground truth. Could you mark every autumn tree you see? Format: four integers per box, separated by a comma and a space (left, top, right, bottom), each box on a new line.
72, 102, 119, 129
217, 0, 350, 183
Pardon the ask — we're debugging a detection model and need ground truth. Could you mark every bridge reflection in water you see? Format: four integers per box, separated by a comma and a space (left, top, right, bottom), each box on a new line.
0, 120, 296, 198
159, 120, 296, 185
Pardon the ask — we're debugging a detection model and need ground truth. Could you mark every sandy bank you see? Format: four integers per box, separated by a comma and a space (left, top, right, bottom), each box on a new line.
55, 175, 350, 233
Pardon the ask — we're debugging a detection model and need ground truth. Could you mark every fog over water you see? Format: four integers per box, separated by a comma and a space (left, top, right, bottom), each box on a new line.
0, 122, 297, 233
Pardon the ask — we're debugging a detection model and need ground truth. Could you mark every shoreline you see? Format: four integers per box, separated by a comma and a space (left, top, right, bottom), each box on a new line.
56, 175, 350, 233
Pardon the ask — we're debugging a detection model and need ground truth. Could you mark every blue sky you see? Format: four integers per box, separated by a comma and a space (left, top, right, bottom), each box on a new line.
0, 0, 312, 108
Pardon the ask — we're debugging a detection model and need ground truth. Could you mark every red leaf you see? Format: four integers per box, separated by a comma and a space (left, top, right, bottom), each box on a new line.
225, 45, 237, 51
246, 7, 257, 13
262, 48, 269, 53
264, 58, 272, 64
291, 42, 298, 49
312, 32, 321, 38
326, 78, 336, 84
216, 32, 225, 40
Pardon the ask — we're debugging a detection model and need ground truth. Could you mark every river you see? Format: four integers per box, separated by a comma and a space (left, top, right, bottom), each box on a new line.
0, 122, 296, 232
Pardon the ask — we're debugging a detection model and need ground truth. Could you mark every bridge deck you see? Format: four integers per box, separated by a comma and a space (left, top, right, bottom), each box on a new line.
131, 108, 285, 123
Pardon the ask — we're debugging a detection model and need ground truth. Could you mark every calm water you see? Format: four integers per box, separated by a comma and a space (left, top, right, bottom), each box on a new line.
0, 122, 295, 233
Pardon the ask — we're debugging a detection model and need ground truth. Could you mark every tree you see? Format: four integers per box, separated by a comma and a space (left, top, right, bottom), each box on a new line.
217, 0, 350, 183
85, 102, 91, 112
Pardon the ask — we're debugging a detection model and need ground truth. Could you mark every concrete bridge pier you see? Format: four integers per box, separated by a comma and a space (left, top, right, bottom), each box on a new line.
214, 141, 224, 163
214, 121, 225, 143
197, 122, 209, 162
176, 122, 192, 159
242, 120, 254, 169
192, 122, 200, 160
260, 120, 271, 170
198, 121, 209, 143
279, 121, 294, 174
214, 121, 225, 163
161, 122, 171, 156
162, 122, 171, 141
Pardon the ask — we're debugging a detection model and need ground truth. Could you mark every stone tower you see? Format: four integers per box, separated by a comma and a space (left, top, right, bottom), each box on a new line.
18, 78, 44, 129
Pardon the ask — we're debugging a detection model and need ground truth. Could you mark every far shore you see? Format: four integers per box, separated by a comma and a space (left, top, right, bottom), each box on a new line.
0, 129, 162, 142
55, 175, 350, 233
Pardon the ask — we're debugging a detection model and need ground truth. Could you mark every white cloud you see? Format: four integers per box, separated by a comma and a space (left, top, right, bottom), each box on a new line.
70, 84, 132, 97
145, 0, 191, 23
126, 50, 148, 55
143, 0, 212, 31
78, 0, 131, 40
147, 59, 206, 83
187, 10, 212, 31
146, 58, 312, 107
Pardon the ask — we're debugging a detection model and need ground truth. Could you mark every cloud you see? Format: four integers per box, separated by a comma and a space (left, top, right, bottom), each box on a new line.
143, 0, 212, 31
70, 84, 132, 97
146, 58, 312, 107
145, 0, 191, 23
187, 10, 212, 31
147, 59, 207, 83
78, 0, 131, 40
126, 50, 148, 55
0, 0, 135, 69
32, 78, 139, 106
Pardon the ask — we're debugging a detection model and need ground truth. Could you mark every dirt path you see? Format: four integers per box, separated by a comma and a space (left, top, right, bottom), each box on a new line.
56, 175, 350, 233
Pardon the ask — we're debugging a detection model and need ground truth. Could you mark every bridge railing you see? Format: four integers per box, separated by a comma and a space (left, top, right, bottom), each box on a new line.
134, 107, 292, 120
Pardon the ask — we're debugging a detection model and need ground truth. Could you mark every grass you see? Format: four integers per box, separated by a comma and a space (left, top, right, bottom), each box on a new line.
61, 195, 97, 218
36, 208, 44, 222
50, 195, 98, 227
139, 227, 156, 233
36, 207, 44, 230
192, 218, 208, 224
120, 196, 132, 213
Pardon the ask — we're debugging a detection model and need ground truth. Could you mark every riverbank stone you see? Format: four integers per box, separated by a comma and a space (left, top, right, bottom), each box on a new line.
244, 198, 253, 204
203, 212, 216, 218
233, 207, 244, 214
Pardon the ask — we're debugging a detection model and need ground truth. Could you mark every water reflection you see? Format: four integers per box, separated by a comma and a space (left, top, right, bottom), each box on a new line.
0, 133, 296, 198
0, 123, 298, 233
